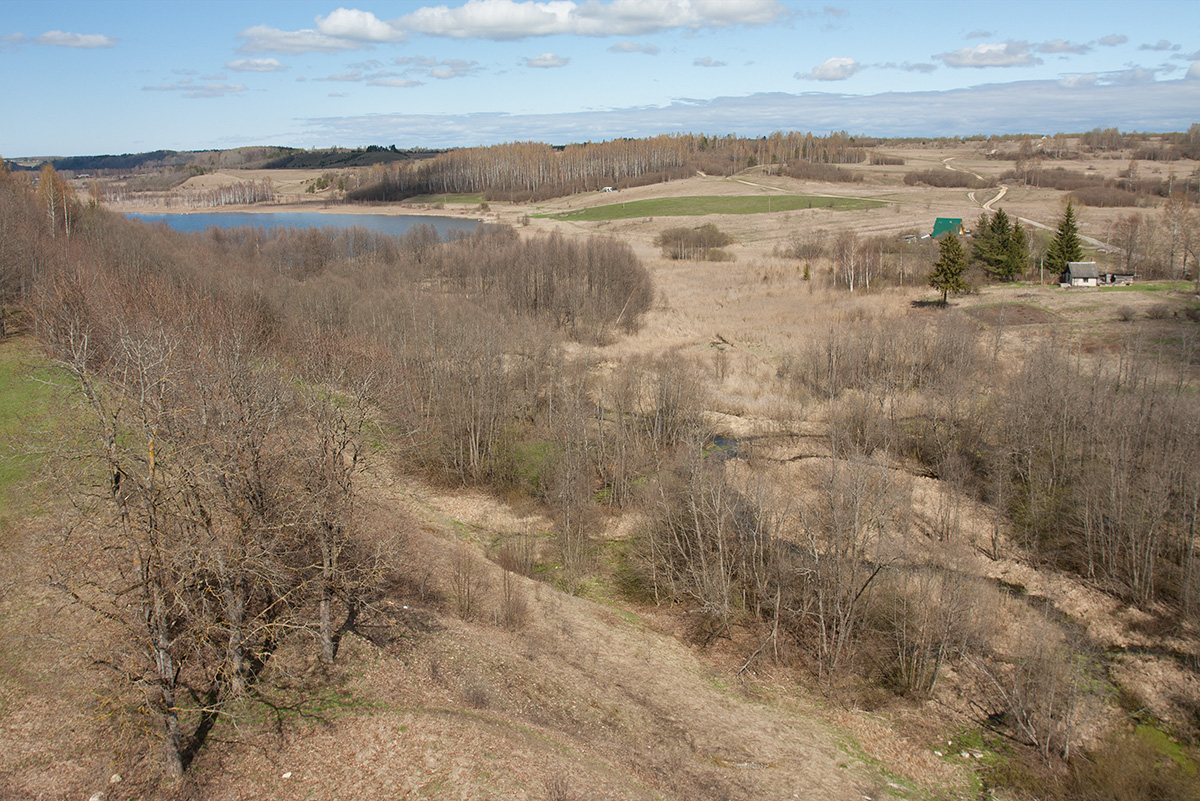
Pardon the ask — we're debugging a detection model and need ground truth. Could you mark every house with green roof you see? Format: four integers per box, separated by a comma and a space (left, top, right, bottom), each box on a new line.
931, 218, 964, 238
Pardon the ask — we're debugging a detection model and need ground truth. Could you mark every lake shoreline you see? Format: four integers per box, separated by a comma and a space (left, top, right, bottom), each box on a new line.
122, 208, 490, 237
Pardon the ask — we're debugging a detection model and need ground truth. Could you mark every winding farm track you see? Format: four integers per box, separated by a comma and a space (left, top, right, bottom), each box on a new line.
945, 156, 1006, 211
945, 156, 1119, 253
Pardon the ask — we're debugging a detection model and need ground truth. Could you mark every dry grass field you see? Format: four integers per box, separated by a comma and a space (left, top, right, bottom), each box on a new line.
10, 141, 1199, 800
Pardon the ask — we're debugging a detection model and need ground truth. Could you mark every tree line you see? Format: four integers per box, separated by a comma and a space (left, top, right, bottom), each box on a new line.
345, 131, 880, 203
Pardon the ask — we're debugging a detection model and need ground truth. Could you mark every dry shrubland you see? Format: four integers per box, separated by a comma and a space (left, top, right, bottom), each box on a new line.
3, 148, 1200, 800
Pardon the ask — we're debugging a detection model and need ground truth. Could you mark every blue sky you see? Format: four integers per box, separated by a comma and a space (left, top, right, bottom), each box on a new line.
2, 0, 1198, 157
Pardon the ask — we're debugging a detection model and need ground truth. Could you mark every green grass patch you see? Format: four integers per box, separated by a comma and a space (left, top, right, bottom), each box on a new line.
1135, 723, 1198, 775
0, 339, 79, 517
1096, 280, 1190, 293
831, 728, 932, 800
547, 194, 886, 221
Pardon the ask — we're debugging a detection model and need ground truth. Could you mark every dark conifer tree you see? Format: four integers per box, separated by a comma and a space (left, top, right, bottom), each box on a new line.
1047, 201, 1085, 275
929, 232, 969, 304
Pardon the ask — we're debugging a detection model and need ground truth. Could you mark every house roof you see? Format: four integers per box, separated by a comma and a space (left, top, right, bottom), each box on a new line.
931, 218, 963, 238
1068, 261, 1099, 279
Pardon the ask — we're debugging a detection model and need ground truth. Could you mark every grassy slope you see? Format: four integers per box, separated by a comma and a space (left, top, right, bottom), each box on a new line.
0, 337, 75, 520
22, 147, 1200, 798
0, 336, 967, 800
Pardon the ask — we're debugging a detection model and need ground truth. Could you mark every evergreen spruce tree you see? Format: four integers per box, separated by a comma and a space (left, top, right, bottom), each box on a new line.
1046, 200, 1085, 276
971, 212, 1000, 273
1004, 218, 1029, 280
929, 232, 969, 305
972, 208, 1028, 281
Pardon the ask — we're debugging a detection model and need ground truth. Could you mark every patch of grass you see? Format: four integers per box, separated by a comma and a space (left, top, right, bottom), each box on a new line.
1135, 723, 1198, 775
1069, 724, 1200, 801
1096, 280, 1187, 293
0, 339, 79, 517
830, 729, 930, 800
938, 727, 1035, 799
548, 195, 886, 221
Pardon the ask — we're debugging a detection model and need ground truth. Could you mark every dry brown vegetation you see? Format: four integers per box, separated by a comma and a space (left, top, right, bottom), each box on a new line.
3, 133, 1200, 801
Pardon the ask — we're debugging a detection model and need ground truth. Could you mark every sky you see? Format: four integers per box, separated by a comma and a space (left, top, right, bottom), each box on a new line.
1, 0, 1198, 157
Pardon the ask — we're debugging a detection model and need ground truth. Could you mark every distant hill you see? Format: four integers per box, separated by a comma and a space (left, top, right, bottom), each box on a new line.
7, 145, 448, 174
258, 145, 446, 169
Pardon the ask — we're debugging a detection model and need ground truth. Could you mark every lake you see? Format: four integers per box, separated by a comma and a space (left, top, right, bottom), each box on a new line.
125, 211, 485, 238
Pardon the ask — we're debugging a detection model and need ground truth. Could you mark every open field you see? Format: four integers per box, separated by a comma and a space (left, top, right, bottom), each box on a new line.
547, 194, 887, 221
12, 138, 1200, 800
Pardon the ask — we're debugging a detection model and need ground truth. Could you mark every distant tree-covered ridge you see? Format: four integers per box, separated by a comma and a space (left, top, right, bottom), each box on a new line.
7, 145, 445, 174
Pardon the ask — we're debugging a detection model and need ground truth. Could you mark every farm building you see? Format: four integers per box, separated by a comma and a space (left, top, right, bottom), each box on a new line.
1065, 261, 1099, 287
1102, 268, 1135, 285
931, 217, 964, 238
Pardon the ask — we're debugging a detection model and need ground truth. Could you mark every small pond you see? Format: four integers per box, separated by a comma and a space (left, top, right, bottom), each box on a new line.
124, 211, 484, 238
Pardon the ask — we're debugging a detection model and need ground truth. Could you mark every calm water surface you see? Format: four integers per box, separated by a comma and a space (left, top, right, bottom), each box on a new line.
125, 211, 484, 238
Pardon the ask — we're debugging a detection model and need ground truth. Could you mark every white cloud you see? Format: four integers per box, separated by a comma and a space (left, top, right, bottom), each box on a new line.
1036, 39, 1090, 55
1139, 39, 1179, 52
369, 77, 422, 87
396, 0, 785, 40
394, 56, 481, 79
298, 80, 1200, 148
609, 41, 659, 55
1059, 73, 1098, 88
1188, 62, 1200, 79
524, 52, 568, 68
935, 42, 1041, 68
796, 56, 861, 81
1101, 67, 1159, 84
225, 58, 287, 72
694, 56, 726, 68
318, 70, 365, 82
880, 61, 936, 73
34, 30, 116, 48
238, 24, 362, 54
315, 8, 405, 42
966, 29, 993, 39
1099, 34, 1128, 47
237, 1, 784, 52
143, 81, 247, 99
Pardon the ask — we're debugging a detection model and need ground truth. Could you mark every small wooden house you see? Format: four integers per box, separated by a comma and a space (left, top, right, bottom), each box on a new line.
1102, 269, 1135, 285
1066, 261, 1099, 287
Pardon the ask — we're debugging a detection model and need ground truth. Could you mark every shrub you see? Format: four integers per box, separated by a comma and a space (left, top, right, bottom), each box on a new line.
780, 160, 864, 183
1070, 186, 1143, 207
1116, 305, 1137, 322
1146, 303, 1171, 320
903, 169, 994, 189
869, 152, 905, 166
655, 223, 734, 261
1068, 727, 1200, 801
